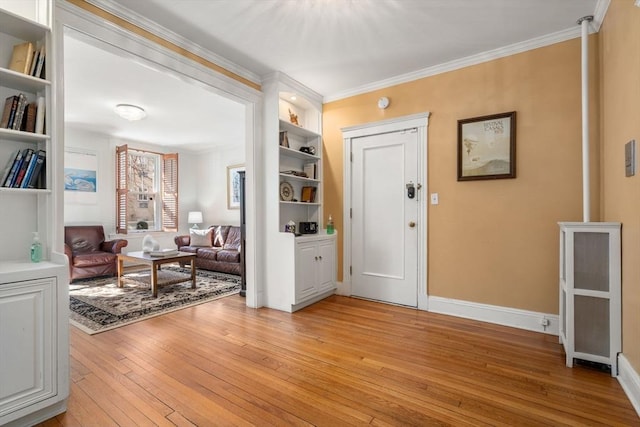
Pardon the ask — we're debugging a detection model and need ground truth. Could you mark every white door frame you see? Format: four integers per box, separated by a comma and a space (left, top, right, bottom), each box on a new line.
341, 113, 430, 310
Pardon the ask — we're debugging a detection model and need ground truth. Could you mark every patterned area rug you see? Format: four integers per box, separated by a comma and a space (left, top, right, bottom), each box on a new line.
69, 266, 241, 334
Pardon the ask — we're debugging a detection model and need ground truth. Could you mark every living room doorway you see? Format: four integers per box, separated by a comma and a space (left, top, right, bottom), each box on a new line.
55, 1, 262, 307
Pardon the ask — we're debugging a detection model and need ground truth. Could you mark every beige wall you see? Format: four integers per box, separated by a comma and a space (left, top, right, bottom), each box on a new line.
323, 37, 600, 314
599, 0, 640, 371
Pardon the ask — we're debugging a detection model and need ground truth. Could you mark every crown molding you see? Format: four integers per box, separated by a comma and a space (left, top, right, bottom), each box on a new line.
262, 71, 324, 106
593, 0, 611, 29
325, 2, 610, 103
636, 0, 640, 7
83, 0, 261, 87
327, 25, 591, 103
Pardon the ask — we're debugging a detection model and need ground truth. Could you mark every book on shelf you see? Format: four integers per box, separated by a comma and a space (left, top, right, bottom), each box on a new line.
32, 45, 45, 78
12, 93, 27, 130
0, 95, 18, 129
1, 149, 46, 189
279, 130, 289, 147
303, 162, 316, 180
3, 149, 25, 187
24, 102, 37, 133
26, 150, 46, 189
35, 96, 45, 134
12, 148, 34, 188
0, 150, 20, 187
21, 149, 41, 188
147, 248, 179, 257
8, 42, 34, 75
28, 48, 39, 76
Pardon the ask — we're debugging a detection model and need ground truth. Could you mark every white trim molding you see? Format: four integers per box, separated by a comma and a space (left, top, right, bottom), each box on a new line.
325, 0, 611, 103
618, 354, 640, 416
85, 0, 261, 86
428, 296, 559, 336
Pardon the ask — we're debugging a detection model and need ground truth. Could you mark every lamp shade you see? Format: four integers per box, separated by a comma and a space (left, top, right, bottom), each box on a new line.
188, 211, 203, 225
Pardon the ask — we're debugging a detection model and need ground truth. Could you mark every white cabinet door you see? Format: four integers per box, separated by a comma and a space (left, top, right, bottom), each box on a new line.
317, 239, 336, 294
295, 238, 336, 304
0, 278, 55, 419
295, 242, 318, 303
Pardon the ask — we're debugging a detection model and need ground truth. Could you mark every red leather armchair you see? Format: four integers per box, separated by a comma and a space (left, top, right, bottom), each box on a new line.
64, 225, 128, 282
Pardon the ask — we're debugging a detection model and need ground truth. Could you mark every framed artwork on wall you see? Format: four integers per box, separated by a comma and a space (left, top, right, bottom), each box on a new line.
457, 111, 516, 181
227, 164, 245, 209
64, 148, 98, 205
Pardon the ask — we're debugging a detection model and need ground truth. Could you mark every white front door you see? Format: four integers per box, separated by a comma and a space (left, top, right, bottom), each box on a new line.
351, 129, 418, 306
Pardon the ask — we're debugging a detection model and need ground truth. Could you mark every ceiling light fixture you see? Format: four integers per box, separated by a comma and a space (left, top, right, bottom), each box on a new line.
114, 104, 146, 121
290, 95, 297, 101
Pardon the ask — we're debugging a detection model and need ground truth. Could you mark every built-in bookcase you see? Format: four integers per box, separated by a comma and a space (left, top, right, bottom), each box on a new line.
262, 72, 336, 313
0, 5, 69, 426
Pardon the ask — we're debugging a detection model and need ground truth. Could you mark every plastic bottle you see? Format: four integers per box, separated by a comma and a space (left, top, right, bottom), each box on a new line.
30, 232, 42, 263
326, 215, 334, 235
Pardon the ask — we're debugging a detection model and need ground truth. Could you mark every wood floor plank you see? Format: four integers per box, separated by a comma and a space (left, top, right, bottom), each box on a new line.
33, 295, 639, 426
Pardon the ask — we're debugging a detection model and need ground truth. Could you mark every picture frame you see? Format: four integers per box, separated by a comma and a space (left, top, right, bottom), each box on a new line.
227, 164, 245, 209
457, 111, 516, 181
279, 131, 289, 148
301, 186, 316, 203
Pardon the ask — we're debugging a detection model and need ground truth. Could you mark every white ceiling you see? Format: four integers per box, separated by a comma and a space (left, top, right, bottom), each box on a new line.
63, 33, 246, 152
65, 0, 603, 151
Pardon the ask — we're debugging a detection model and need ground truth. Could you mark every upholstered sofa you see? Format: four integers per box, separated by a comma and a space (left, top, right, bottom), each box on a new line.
64, 225, 128, 282
174, 225, 241, 275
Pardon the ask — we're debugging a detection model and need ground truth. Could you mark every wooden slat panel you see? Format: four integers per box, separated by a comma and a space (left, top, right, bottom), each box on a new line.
161, 153, 178, 232
115, 144, 128, 234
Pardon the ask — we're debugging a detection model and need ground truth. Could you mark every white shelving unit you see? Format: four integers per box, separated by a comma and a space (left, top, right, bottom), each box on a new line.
558, 222, 621, 376
262, 72, 336, 312
0, 5, 69, 426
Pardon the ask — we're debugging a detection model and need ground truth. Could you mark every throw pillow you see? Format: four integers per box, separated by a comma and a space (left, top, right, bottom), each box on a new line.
189, 228, 213, 247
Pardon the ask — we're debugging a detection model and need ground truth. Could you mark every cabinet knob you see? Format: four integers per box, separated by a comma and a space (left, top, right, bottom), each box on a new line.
319, 255, 323, 260
315, 256, 319, 261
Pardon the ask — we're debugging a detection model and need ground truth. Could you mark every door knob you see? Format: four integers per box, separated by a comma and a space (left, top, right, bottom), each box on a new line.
409, 221, 416, 228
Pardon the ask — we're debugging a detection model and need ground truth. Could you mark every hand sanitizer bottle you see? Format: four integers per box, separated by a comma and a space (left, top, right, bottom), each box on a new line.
30, 232, 42, 263
326, 215, 334, 235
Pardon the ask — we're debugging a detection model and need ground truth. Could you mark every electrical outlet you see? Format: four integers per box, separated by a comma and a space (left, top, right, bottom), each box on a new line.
540, 318, 550, 327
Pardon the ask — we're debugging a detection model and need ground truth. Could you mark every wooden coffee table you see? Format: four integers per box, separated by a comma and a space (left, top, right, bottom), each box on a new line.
117, 251, 197, 298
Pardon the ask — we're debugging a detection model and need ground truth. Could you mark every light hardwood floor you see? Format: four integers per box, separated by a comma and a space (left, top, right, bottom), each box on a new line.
38, 295, 638, 426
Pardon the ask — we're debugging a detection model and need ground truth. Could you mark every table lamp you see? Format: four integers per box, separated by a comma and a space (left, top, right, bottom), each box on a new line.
188, 211, 203, 229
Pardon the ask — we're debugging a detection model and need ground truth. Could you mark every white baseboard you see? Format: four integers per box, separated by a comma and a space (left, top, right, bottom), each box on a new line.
428, 296, 559, 335
618, 354, 640, 416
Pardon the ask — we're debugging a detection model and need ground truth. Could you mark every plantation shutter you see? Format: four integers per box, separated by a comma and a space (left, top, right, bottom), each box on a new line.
115, 144, 128, 234
162, 153, 178, 232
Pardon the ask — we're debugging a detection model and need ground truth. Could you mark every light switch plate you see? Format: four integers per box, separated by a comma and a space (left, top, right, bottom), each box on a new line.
430, 193, 439, 205
625, 139, 636, 177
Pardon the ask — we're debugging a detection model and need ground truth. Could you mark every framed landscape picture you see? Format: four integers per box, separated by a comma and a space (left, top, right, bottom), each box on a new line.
227, 164, 245, 209
457, 111, 516, 181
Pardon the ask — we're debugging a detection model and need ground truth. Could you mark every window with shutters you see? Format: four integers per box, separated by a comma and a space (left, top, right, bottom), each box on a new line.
116, 144, 178, 234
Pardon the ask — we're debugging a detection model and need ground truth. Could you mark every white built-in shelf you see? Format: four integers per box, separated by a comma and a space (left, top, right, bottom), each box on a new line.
0, 187, 49, 194
0, 8, 49, 41
279, 119, 320, 138
0, 128, 49, 142
280, 201, 321, 206
0, 68, 50, 93
279, 146, 320, 161
279, 172, 319, 183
